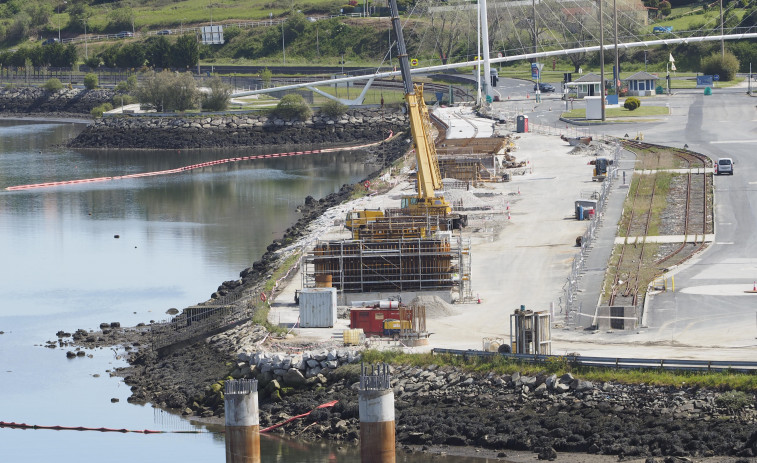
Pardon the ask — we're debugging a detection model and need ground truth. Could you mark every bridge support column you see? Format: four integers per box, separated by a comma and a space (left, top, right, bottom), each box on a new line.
224, 379, 260, 463
359, 363, 395, 463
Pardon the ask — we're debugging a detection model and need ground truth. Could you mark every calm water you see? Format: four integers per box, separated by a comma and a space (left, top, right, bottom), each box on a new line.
0, 120, 495, 462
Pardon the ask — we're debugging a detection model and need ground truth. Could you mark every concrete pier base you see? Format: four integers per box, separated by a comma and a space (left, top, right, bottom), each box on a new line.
224, 379, 260, 463
359, 364, 395, 463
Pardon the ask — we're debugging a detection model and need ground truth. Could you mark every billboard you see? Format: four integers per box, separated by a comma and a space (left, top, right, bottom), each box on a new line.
696, 75, 714, 88
201, 26, 224, 45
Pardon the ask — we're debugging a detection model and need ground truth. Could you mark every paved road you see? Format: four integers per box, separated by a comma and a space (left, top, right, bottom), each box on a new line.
545, 87, 757, 348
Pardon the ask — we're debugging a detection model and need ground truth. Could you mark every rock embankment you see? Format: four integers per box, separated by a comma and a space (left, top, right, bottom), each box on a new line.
112, 328, 757, 461
0, 87, 115, 115
262, 364, 757, 461
68, 108, 408, 149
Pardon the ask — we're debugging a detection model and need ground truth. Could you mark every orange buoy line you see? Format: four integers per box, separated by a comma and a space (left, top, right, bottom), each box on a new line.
5, 133, 393, 192
0, 399, 338, 434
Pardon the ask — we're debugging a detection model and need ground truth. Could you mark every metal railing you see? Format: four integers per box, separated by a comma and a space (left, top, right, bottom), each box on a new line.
562, 141, 621, 327
432, 348, 757, 372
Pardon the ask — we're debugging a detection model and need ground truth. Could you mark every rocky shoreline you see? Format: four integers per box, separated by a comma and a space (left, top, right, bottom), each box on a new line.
0, 87, 115, 115
60, 320, 757, 462
69, 107, 408, 150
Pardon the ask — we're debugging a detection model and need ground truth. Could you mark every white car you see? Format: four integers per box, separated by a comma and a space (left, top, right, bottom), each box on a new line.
716, 158, 734, 175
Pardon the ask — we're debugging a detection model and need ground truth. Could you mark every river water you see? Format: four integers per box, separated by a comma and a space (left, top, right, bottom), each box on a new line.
0, 120, 491, 462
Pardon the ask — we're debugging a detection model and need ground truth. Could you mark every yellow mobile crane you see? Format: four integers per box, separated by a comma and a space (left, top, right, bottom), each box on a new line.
344, 0, 466, 235
390, 0, 453, 218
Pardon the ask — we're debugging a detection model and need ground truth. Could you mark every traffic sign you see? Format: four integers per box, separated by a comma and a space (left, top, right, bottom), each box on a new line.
410, 58, 419, 67
497, 52, 503, 58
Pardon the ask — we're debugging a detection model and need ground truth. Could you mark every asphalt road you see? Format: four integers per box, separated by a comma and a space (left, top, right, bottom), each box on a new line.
496, 85, 757, 349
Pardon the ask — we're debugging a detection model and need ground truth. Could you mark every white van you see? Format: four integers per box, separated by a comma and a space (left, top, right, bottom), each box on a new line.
716, 158, 734, 175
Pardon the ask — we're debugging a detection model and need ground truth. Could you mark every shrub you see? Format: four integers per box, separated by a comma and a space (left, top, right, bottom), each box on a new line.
83, 73, 98, 90
700, 51, 740, 81
43, 78, 63, 91
624, 97, 641, 110
274, 94, 312, 120
715, 391, 752, 411
112, 94, 137, 106
320, 99, 348, 118
201, 77, 232, 111
136, 70, 198, 112
90, 102, 113, 118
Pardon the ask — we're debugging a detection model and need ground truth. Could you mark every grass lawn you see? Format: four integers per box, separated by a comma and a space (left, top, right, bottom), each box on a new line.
561, 105, 670, 119
652, 9, 745, 32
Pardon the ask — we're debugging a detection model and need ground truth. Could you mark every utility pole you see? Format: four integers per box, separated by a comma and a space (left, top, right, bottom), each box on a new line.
720, 0, 724, 57
83, 18, 88, 59
532, 0, 537, 56
481, 0, 492, 100
613, 0, 619, 94
282, 20, 286, 64
599, 0, 605, 121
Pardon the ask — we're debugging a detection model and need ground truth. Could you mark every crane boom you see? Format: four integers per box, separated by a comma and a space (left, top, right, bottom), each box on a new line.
389, 0, 449, 213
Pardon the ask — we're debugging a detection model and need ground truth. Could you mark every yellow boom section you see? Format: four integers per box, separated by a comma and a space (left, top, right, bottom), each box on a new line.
405, 84, 443, 199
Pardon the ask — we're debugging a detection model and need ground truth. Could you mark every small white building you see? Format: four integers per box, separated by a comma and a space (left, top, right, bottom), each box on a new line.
623, 71, 659, 96
566, 73, 605, 98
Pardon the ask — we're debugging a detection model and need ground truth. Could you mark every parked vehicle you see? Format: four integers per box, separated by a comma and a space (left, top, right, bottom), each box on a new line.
157, 29, 173, 35
653, 26, 673, 33
117, 31, 134, 38
534, 82, 555, 92
716, 158, 734, 175
42, 38, 59, 46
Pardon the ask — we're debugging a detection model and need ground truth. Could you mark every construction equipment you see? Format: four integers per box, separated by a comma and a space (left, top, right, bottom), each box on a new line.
390, 0, 454, 219
591, 157, 612, 181
344, 0, 466, 237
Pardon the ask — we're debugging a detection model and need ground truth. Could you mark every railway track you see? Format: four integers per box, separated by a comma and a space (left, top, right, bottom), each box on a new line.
608, 141, 712, 308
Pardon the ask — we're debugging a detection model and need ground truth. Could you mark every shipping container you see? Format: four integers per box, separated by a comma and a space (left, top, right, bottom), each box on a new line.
299, 287, 337, 328
350, 307, 412, 336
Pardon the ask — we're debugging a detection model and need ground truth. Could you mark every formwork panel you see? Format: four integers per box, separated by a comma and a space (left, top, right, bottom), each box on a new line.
305, 238, 462, 293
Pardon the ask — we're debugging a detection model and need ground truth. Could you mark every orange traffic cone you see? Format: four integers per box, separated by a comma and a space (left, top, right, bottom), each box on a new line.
477, 294, 481, 304
507, 211, 511, 220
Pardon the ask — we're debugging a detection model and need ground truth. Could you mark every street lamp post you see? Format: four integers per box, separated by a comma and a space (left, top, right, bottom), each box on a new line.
83, 18, 88, 59
57, 1, 67, 42
282, 19, 286, 64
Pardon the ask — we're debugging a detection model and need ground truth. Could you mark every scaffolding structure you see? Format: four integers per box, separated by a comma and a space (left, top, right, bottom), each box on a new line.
349, 214, 455, 241
303, 236, 471, 297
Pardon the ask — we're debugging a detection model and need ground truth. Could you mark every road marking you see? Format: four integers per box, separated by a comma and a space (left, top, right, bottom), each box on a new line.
710, 140, 757, 144
715, 242, 734, 245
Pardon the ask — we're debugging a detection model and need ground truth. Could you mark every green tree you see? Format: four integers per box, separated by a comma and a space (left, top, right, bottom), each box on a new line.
115, 43, 145, 68
173, 35, 199, 68
100, 45, 120, 68
84, 73, 98, 89
701, 51, 740, 81
145, 36, 172, 68
659, 0, 672, 15
67, 2, 90, 33
107, 7, 134, 32
136, 70, 198, 112
259, 67, 272, 88
84, 55, 101, 69
273, 93, 312, 120
201, 77, 232, 111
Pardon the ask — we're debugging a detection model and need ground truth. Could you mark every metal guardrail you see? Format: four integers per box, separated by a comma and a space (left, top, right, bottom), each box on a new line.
561, 141, 621, 327
432, 348, 757, 372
